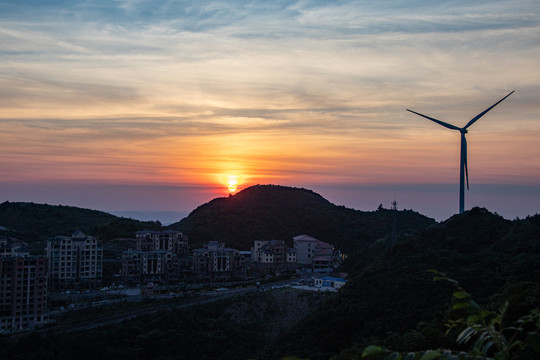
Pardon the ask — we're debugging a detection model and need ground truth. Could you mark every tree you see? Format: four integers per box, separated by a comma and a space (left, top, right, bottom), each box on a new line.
362, 271, 540, 360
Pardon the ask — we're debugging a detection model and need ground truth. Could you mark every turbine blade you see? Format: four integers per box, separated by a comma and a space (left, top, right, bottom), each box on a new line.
406, 109, 461, 131
464, 90, 515, 129
463, 135, 469, 190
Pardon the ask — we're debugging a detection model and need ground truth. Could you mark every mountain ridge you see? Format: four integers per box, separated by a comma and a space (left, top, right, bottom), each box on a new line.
0, 201, 162, 243
168, 184, 436, 250
2, 185, 436, 252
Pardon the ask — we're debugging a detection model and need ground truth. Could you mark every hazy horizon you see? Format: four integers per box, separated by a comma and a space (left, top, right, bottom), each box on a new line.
2, 182, 539, 223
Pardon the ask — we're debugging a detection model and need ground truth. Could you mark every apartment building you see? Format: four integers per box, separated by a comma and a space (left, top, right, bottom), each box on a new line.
235, 251, 251, 279
121, 249, 174, 283
122, 230, 191, 284
192, 241, 239, 281
46, 230, 103, 290
135, 230, 189, 256
0, 255, 48, 334
121, 250, 142, 283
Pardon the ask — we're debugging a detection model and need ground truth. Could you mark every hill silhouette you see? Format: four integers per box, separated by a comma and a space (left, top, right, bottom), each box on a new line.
168, 184, 436, 250
0, 201, 162, 242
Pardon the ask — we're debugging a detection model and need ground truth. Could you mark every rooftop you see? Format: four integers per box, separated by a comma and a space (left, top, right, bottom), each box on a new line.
293, 234, 319, 242
320, 276, 347, 282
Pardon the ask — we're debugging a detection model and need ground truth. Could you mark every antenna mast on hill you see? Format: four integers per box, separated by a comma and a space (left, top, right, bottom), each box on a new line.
391, 196, 398, 246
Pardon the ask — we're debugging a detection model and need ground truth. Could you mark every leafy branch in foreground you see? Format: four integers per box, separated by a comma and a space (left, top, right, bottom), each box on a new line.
362, 271, 540, 360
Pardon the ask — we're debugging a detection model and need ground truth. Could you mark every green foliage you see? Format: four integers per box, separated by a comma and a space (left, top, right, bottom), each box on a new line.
263, 209, 540, 360
440, 271, 540, 360
362, 272, 540, 360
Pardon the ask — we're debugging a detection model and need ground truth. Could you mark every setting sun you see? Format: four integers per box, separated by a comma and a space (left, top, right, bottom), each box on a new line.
227, 178, 238, 193
217, 174, 245, 195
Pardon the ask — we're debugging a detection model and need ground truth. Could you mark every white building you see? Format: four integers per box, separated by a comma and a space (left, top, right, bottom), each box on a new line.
293, 234, 335, 271
251, 240, 296, 274
314, 276, 347, 290
46, 230, 103, 290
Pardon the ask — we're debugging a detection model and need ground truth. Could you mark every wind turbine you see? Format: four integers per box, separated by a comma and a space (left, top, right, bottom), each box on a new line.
407, 90, 514, 214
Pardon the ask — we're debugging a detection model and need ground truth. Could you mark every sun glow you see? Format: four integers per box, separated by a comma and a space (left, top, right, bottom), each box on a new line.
228, 178, 238, 193
225, 175, 240, 193
216, 172, 248, 196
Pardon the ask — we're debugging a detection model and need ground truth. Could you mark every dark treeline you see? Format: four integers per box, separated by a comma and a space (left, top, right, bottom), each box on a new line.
168, 184, 435, 250
0, 201, 162, 243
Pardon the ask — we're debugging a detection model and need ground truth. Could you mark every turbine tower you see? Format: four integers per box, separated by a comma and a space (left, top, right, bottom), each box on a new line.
407, 90, 514, 214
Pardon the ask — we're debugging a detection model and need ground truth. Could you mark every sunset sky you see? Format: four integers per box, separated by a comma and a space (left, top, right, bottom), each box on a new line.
1, 0, 539, 222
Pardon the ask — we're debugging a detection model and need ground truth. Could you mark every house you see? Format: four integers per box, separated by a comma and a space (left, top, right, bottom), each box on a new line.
293, 234, 336, 271
312, 241, 334, 271
314, 276, 347, 290
251, 240, 296, 274
46, 230, 103, 290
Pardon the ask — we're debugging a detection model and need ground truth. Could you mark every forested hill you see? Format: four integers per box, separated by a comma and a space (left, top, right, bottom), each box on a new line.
168, 184, 435, 251
1, 185, 434, 249
0, 201, 162, 241
263, 207, 540, 360
0, 201, 538, 359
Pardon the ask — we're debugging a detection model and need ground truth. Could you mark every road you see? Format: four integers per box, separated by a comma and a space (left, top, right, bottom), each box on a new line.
39, 277, 309, 335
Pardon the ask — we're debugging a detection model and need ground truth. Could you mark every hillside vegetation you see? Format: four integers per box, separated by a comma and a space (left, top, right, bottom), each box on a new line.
0, 289, 328, 360
169, 184, 435, 250
2, 186, 434, 253
1, 190, 538, 360
263, 208, 540, 360
1, 208, 538, 360
0, 201, 162, 242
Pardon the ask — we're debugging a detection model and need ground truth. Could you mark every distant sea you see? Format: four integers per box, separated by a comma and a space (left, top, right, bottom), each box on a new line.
110, 211, 189, 226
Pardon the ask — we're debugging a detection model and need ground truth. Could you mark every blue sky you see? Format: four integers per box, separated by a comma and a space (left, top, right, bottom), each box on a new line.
1, 0, 539, 222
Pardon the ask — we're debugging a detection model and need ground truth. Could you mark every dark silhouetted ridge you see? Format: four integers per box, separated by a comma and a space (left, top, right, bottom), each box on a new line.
0, 201, 162, 241
168, 184, 435, 250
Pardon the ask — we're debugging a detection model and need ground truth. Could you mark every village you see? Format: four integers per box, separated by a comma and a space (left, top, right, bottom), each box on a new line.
1, 230, 346, 334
